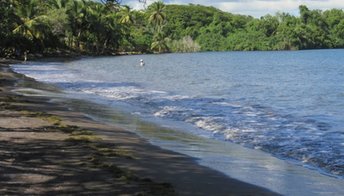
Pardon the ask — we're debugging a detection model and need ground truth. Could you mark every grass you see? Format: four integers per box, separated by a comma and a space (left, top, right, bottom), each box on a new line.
89, 143, 134, 159
71, 129, 94, 136
20, 111, 62, 126
19, 110, 101, 142
43, 115, 62, 125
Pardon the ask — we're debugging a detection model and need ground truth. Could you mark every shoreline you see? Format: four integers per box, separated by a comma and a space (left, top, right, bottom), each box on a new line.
0, 61, 278, 195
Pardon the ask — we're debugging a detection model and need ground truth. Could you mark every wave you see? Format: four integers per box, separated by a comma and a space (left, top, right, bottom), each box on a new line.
11, 59, 344, 178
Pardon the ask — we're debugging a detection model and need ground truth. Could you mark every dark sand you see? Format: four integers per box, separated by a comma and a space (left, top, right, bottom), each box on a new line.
0, 60, 279, 195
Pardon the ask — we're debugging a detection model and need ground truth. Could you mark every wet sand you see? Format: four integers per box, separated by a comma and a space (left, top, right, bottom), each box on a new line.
0, 59, 278, 195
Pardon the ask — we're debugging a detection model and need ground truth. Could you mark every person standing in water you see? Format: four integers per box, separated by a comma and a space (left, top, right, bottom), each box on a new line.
140, 59, 145, 66
24, 50, 28, 62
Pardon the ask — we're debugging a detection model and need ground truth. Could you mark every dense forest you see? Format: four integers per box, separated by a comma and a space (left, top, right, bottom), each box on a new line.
1, 0, 343, 59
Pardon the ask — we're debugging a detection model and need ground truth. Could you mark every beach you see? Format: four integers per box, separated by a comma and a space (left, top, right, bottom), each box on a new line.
0, 59, 278, 195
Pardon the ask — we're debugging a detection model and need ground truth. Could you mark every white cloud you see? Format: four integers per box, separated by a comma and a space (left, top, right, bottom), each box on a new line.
123, 0, 159, 10
216, 0, 344, 17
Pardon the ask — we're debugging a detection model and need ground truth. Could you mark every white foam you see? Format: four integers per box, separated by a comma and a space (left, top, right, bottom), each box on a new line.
12, 63, 79, 83
81, 86, 144, 100
154, 106, 188, 117
186, 117, 226, 132
223, 128, 241, 140
241, 129, 256, 133
162, 95, 190, 100
213, 101, 241, 107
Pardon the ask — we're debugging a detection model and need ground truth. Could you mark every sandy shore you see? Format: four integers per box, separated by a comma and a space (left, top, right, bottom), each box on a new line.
0, 60, 279, 195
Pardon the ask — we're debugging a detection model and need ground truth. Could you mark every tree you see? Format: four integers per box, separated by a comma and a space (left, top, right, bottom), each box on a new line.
0, 0, 17, 56
332, 19, 344, 47
45, 0, 70, 48
2, 1, 344, 58
196, 26, 226, 51
299, 5, 311, 24
66, 0, 87, 49
147, 1, 168, 53
47, 0, 70, 9
85, 2, 123, 54
148, 1, 166, 27
151, 27, 168, 53
324, 9, 344, 48
274, 13, 301, 50
13, 0, 51, 52
129, 10, 152, 52
119, 5, 134, 24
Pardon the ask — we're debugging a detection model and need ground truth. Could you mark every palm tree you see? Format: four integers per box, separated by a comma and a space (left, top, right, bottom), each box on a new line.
102, 12, 122, 53
151, 28, 168, 53
47, 0, 70, 9
119, 5, 134, 24
66, 0, 87, 49
148, 1, 168, 53
13, 0, 49, 47
85, 3, 108, 53
86, 3, 123, 54
148, 1, 166, 27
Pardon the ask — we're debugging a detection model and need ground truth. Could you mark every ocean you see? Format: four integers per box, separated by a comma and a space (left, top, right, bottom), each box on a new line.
12, 49, 344, 195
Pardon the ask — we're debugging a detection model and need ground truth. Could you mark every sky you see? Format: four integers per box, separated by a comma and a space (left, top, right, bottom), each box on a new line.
122, 0, 344, 18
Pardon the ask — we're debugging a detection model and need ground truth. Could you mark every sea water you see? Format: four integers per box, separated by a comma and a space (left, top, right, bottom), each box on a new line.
12, 50, 344, 195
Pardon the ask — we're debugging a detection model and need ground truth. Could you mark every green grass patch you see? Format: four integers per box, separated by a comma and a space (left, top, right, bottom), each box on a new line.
20, 111, 63, 126
43, 115, 62, 126
89, 143, 134, 159
71, 129, 94, 136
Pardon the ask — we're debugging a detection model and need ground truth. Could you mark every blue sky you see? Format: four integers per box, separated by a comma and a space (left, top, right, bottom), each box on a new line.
121, 0, 344, 18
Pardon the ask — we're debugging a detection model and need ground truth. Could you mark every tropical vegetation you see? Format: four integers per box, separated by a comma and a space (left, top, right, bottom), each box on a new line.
0, 0, 343, 59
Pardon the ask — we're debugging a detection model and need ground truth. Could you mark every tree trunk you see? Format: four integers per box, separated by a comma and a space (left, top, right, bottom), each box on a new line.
101, 39, 108, 54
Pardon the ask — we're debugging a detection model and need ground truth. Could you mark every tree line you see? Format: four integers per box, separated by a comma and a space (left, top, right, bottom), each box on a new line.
164, 4, 344, 51
0, 0, 343, 59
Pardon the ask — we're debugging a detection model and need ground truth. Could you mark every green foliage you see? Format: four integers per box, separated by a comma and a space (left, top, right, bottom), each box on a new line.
150, 28, 168, 53
147, 1, 166, 27
0, 0, 18, 57
147, 1, 168, 53
167, 4, 343, 51
0, 1, 343, 58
